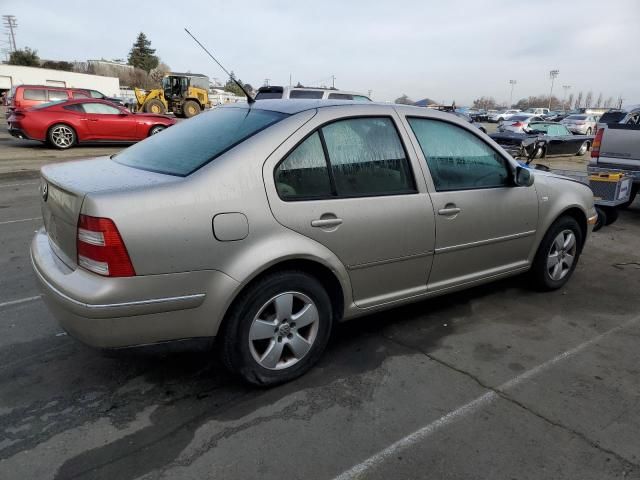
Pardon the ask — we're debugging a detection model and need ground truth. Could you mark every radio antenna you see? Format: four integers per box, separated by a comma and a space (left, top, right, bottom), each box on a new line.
184, 28, 255, 104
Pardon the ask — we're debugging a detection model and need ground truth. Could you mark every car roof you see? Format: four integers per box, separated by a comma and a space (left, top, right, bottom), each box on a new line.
224, 99, 388, 114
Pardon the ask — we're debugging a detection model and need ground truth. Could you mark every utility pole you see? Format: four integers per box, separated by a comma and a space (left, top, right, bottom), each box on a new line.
289, 73, 291, 87
561, 85, 571, 112
509, 80, 517, 107
331, 75, 335, 89
548, 69, 559, 110
2, 15, 18, 52
263, 78, 270, 87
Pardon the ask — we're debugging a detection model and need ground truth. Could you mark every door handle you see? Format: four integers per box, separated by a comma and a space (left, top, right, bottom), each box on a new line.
438, 206, 461, 216
311, 218, 343, 228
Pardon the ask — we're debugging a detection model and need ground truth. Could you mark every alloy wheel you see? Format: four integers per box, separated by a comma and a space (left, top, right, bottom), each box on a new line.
547, 229, 577, 281
51, 125, 74, 148
248, 292, 319, 370
150, 126, 165, 135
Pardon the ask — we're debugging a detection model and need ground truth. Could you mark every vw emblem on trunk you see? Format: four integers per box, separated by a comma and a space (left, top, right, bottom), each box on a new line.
41, 181, 48, 202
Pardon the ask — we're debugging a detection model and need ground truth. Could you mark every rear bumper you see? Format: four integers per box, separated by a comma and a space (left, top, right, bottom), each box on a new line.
8, 127, 35, 140
30, 228, 239, 348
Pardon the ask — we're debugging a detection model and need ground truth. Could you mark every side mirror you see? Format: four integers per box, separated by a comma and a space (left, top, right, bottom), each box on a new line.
515, 166, 534, 187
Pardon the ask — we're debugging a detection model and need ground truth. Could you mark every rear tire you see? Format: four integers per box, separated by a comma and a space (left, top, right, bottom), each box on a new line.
586, 127, 592, 135
48, 124, 76, 149
577, 141, 589, 156
220, 271, 333, 386
530, 216, 582, 290
602, 206, 619, 225
144, 99, 166, 115
182, 100, 201, 118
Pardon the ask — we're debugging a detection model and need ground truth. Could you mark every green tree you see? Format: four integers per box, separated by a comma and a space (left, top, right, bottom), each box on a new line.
127, 32, 159, 73
9, 47, 40, 66
41, 60, 74, 71
224, 72, 247, 97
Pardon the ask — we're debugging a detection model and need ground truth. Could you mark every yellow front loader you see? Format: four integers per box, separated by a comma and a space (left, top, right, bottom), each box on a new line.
134, 72, 211, 118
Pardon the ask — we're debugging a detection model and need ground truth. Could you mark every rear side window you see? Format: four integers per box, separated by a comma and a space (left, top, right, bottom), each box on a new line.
408, 118, 510, 191
48, 90, 69, 101
275, 132, 332, 199
115, 107, 288, 176
23, 89, 46, 101
275, 117, 415, 199
64, 104, 85, 112
289, 90, 323, 99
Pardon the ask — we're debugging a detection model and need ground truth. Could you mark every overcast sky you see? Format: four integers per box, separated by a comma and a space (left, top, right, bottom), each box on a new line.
4, 0, 639, 105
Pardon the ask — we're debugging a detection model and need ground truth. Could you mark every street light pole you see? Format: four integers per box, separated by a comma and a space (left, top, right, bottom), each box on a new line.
548, 69, 559, 110
509, 80, 517, 107
562, 85, 571, 112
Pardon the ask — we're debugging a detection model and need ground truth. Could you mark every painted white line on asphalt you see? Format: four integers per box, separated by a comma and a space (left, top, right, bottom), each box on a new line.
332, 316, 640, 480
0, 295, 41, 309
0, 217, 40, 225
0, 182, 38, 188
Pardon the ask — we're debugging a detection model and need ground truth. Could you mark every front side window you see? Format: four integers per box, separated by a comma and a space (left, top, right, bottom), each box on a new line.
322, 117, 415, 196
23, 89, 46, 101
289, 90, 323, 99
82, 103, 121, 114
72, 91, 90, 99
275, 133, 332, 199
89, 90, 104, 99
408, 118, 510, 191
115, 107, 288, 176
328, 93, 353, 100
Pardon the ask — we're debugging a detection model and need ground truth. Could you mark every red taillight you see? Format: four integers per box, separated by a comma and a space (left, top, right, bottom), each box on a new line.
77, 214, 135, 277
591, 128, 604, 159
575, 121, 585, 125
511, 121, 524, 127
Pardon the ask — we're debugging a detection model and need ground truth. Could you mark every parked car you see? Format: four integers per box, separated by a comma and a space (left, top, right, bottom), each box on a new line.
523, 107, 551, 116
8, 98, 175, 149
6, 84, 122, 118
489, 109, 521, 122
466, 109, 488, 122
560, 114, 598, 135
546, 112, 571, 122
590, 111, 640, 208
497, 114, 544, 133
31, 100, 596, 386
255, 86, 371, 101
451, 110, 487, 133
491, 122, 593, 158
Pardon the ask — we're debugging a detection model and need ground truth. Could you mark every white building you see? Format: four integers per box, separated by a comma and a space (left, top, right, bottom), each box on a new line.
0, 65, 120, 97
209, 88, 247, 106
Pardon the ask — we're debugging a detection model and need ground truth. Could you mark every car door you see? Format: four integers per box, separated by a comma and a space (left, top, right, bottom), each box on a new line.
264, 107, 436, 308
80, 102, 135, 140
404, 116, 539, 293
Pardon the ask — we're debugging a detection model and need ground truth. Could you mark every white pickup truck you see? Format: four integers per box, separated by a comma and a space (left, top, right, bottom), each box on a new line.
590, 105, 640, 207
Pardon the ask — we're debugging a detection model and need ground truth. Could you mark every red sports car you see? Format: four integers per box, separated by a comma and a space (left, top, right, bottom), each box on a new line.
7, 98, 176, 149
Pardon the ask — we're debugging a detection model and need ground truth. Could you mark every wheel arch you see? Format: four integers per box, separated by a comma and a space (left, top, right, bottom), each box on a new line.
554, 206, 588, 251
218, 257, 346, 338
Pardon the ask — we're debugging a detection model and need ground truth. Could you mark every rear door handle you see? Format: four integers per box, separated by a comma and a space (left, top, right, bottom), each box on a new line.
311, 218, 343, 228
438, 207, 461, 216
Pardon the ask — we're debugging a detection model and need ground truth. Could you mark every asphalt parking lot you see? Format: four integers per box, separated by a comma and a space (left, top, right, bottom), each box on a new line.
1, 117, 640, 480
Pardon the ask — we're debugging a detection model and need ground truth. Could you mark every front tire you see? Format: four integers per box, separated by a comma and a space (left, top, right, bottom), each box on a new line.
182, 100, 201, 118
144, 99, 166, 115
530, 216, 582, 290
220, 271, 333, 386
577, 141, 589, 156
586, 127, 592, 135
148, 125, 166, 136
48, 124, 77, 149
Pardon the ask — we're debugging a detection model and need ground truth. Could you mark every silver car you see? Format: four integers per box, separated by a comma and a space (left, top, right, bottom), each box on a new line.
31, 100, 597, 385
561, 114, 598, 135
498, 114, 545, 133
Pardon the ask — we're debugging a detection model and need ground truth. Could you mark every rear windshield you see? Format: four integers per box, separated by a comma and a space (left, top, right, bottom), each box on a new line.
566, 115, 587, 120
509, 115, 530, 121
32, 100, 66, 110
114, 107, 288, 176
598, 111, 626, 124
255, 91, 283, 100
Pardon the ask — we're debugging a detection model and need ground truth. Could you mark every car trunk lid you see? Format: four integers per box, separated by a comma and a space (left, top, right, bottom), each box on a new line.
40, 156, 179, 269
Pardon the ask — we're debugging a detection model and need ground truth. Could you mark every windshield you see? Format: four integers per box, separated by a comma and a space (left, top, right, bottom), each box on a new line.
114, 107, 289, 176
